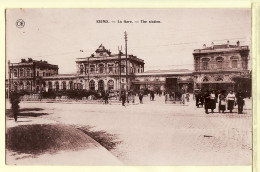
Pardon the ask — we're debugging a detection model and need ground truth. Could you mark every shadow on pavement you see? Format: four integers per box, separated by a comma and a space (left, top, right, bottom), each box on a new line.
73, 125, 122, 151
6, 108, 49, 118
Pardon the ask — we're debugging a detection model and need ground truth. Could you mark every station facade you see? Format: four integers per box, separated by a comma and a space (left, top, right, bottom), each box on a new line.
7, 41, 251, 95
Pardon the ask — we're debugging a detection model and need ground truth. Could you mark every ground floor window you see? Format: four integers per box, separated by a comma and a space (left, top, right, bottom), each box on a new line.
98, 80, 104, 91
48, 82, 52, 90
26, 81, 31, 90
55, 82, 59, 90
89, 80, 95, 91
107, 80, 114, 90
62, 82, 66, 90
69, 81, 73, 90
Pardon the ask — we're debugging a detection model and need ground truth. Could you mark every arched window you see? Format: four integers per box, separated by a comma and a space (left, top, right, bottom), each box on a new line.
20, 69, 24, 77
99, 64, 105, 74
216, 78, 223, 81
107, 80, 114, 90
26, 81, 31, 90
13, 69, 18, 77
202, 77, 209, 82
98, 80, 105, 91
89, 80, 95, 91
48, 82, 53, 90
62, 81, 66, 90
69, 81, 73, 90
19, 81, 24, 90
55, 81, 59, 90
13, 82, 18, 91
42, 82, 46, 91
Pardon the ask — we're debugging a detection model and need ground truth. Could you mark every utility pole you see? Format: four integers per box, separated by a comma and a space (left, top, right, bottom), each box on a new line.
124, 31, 128, 102
118, 46, 122, 100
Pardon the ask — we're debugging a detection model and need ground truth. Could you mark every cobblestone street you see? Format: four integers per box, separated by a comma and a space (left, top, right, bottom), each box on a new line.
6, 95, 252, 165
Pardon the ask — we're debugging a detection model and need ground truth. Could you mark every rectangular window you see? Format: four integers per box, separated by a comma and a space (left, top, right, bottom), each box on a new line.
80, 65, 84, 74
109, 66, 113, 73
203, 62, 208, 70
232, 60, 238, 68
217, 61, 223, 69
74, 83, 78, 89
121, 67, 125, 73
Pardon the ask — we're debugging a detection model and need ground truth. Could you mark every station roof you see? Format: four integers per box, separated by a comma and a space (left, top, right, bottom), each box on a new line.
136, 69, 193, 76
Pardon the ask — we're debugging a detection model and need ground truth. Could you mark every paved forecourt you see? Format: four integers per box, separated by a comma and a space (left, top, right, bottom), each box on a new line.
5, 95, 252, 165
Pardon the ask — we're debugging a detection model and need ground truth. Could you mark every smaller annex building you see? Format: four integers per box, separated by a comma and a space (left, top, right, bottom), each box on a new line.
193, 41, 250, 92
132, 69, 194, 94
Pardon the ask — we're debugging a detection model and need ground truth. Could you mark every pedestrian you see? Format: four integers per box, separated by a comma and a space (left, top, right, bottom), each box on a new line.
209, 90, 216, 113
159, 90, 162, 97
151, 90, 155, 101
139, 91, 143, 104
199, 92, 204, 107
218, 90, 226, 113
226, 90, 236, 113
121, 91, 126, 106
204, 90, 210, 114
236, 89, 245, 114
195, 91, 201, 107
104, 91, 109, 104
186, 92, 190, 102
10, 91, 20, 122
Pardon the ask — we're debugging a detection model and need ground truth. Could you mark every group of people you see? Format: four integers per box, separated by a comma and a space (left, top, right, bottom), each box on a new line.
120, 90, 144, 106
195, 89, 246, 114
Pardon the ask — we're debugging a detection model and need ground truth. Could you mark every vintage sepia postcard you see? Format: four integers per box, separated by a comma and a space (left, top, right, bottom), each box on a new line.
4, 7, 254, 168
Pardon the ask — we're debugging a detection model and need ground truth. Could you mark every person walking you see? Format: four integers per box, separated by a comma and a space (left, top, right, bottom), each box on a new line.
204, 90, 210, 114
121, 91, 126, 106
209, 90, 216, 113
151, 90, 155, 101
226, 90, 236, 113
104, 91, 109, 104
10, 91, 20, 122
186, 92, 190, 102
195, 91, 200, 107
139, 91, 143, 104
218, 90, 226, 113
236, 89, 245, 114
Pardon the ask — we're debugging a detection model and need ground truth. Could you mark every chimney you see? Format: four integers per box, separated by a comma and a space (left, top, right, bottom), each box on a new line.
211, 42, 214, 49
227, 40, 230, 47
203, 44, 206, 49
237, 40, 240, 46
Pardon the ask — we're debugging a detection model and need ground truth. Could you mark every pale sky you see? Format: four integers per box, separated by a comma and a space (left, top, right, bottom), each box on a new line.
6, 9, 251, 74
